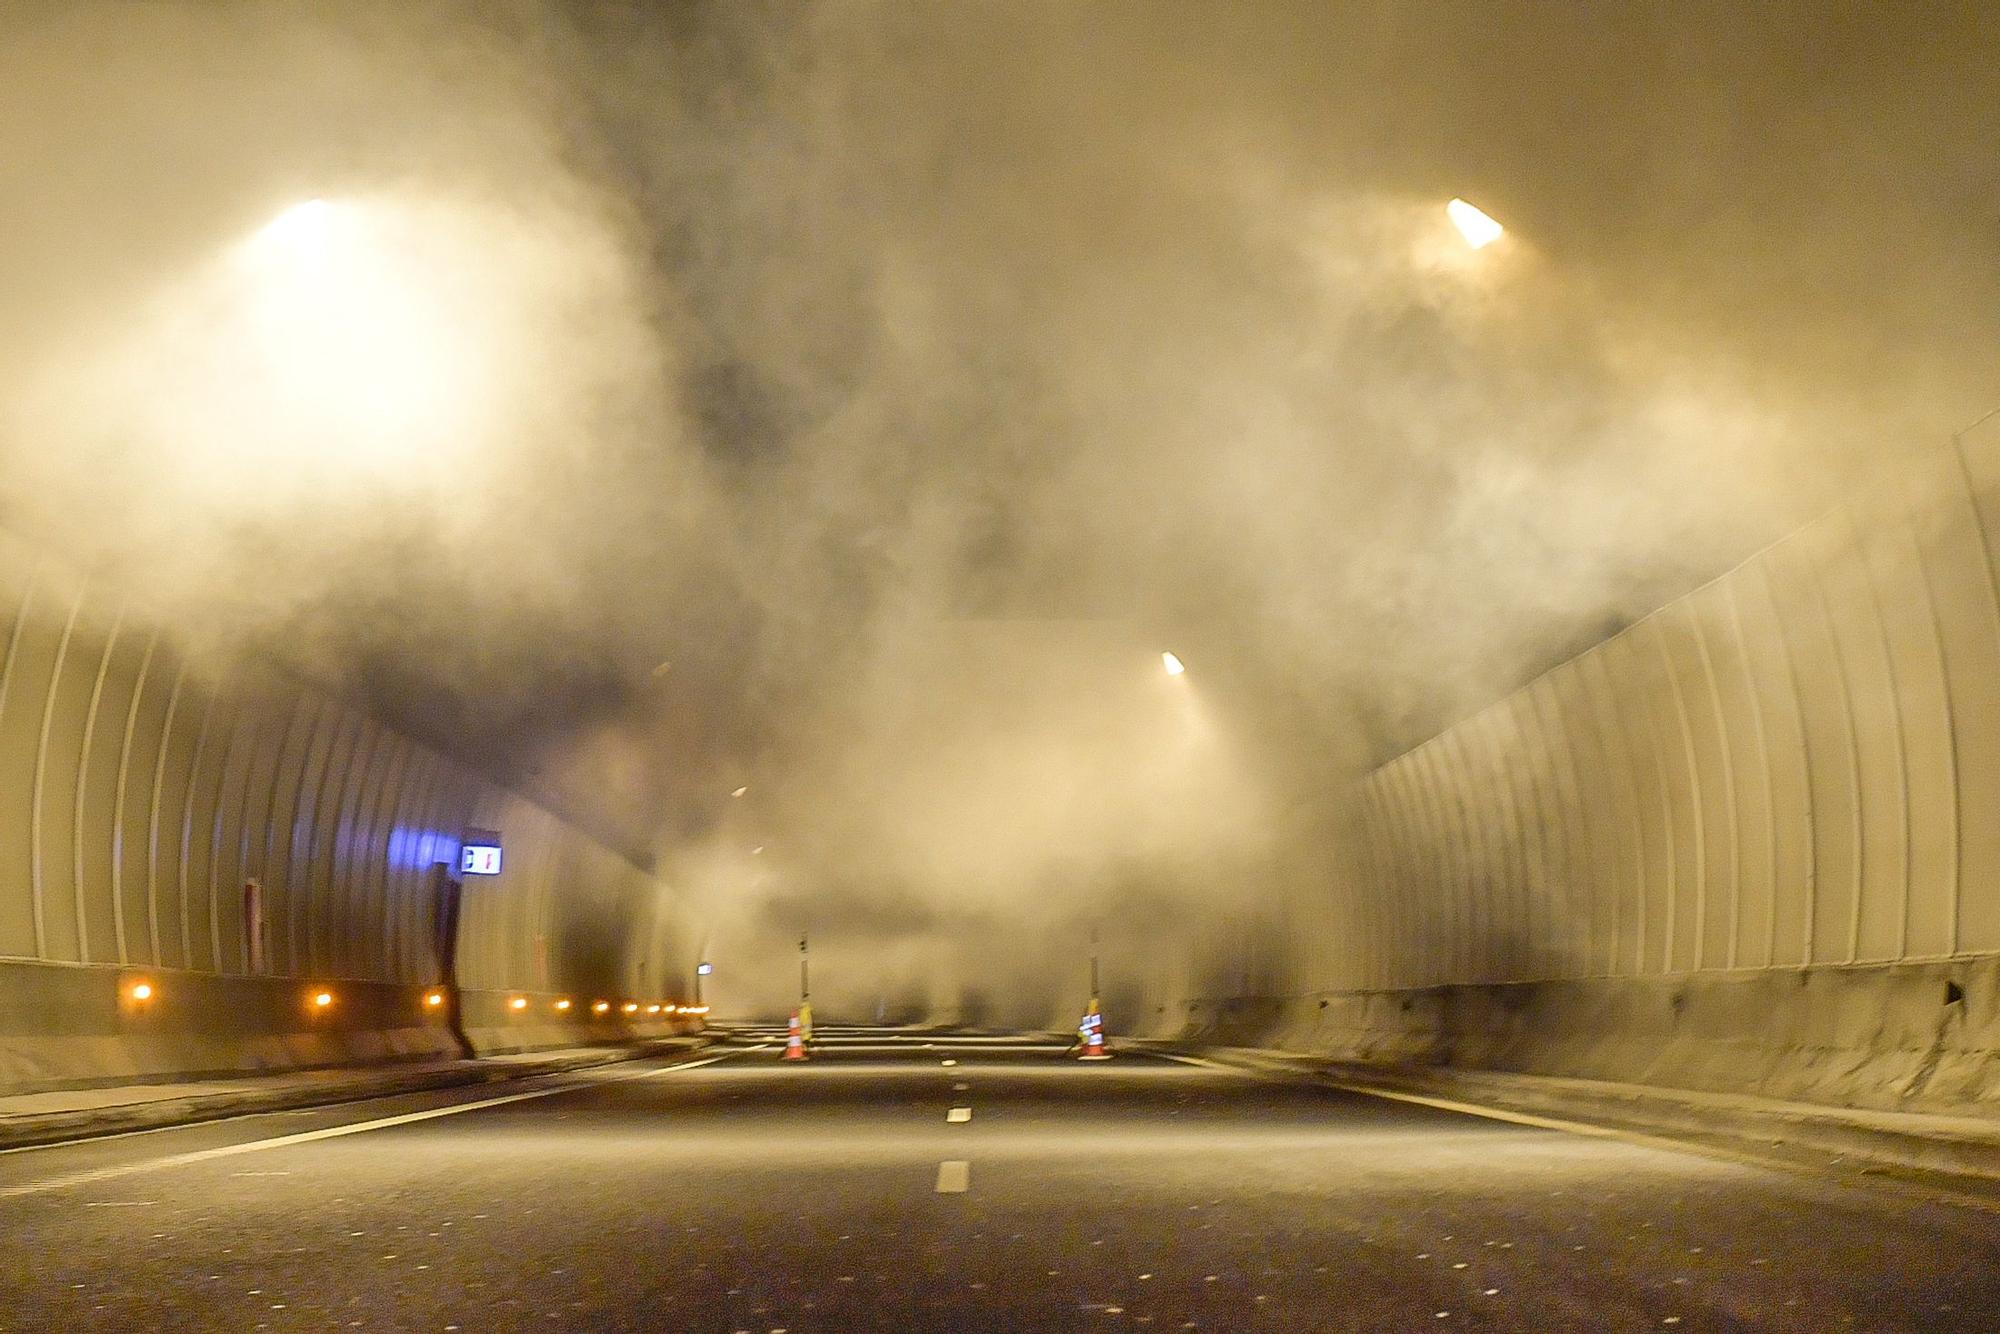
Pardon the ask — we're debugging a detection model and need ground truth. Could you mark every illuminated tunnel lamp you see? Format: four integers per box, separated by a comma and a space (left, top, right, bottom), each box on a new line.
622, 1002, 639, 1014
554, 998, 572, 1012
508, 996, 529, 1011
1446, 197, 1504, 250
424, 990, 445, 1008
1161, 651, 1185, 677
127, 980, 155, 1003
592, 1000, 610, 1014
696, 962, 714, 977
309, 989, 335, 1010
645, 1003, 662, 1015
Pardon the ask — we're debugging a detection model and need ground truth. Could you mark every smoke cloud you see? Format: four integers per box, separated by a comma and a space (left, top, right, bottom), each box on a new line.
2, 1, 1994, 1020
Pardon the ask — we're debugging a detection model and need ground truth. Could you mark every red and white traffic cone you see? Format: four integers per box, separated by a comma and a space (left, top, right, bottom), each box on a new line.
1079, 1002, 1110, 1061
784, 1011, 808, 1061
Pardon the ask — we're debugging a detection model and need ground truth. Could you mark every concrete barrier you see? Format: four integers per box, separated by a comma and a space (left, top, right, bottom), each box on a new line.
0, 959, 702, 1094
459, 988, 701, 1057
0, 958, 457, 1092
1185, 955, 2000, 1116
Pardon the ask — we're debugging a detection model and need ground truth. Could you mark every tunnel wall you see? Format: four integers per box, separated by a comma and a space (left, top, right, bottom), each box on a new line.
1293, 435, 2000, 1112
0, 528, 696, 1092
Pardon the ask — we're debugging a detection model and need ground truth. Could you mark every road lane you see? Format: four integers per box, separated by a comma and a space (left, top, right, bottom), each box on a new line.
1, 1029, 1997, 1331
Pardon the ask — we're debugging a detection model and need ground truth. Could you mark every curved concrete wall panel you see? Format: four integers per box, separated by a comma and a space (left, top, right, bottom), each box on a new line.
1363, 440, 2000, 992
0, 528, 693, 1088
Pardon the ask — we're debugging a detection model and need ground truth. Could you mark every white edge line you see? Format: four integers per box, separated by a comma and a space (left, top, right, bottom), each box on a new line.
1152, 1049, 2000, 1217
0, 1046, 764, 1202
0, 1046, 754, 1162
1158, 1050, 1685, 1142
1321, 1081, 1633, 1140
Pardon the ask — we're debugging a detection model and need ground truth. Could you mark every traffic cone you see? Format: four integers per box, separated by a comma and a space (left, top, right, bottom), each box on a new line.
784, 1011, 808, 1061
1079, 1000, 1110, 1061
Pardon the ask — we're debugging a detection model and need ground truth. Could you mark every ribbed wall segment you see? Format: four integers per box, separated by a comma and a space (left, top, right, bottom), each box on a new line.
1361, 436, 2000, 988
0, 528, 685, 1000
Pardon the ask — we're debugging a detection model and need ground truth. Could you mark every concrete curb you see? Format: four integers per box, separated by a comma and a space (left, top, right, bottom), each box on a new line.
0, 1037, 714, 1153
1131, 1040, 2000, 1188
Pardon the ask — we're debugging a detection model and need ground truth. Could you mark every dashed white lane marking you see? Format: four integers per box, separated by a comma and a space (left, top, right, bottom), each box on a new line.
935, 1160, 970, 1193
951, 1083, 970, 1092
946, 1107, 972, 1124
0, 1047, 762, 1203
941, 1059, 958, 1067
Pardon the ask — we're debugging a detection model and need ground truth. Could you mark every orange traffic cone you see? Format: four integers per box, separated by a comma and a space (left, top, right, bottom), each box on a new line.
784, 1011, 808, 1061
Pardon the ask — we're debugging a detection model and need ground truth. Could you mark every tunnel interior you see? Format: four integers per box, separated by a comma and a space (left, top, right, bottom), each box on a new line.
0, 2, 1996, 1120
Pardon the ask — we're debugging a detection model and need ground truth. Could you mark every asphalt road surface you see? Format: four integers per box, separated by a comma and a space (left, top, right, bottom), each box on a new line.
2, 1027, 1998, 1331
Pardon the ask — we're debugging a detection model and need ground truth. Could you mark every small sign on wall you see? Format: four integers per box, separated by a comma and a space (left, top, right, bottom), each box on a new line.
460, 844, 504, 876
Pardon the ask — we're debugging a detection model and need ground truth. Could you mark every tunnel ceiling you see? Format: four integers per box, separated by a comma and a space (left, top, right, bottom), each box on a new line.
0, 1, 1995, 909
